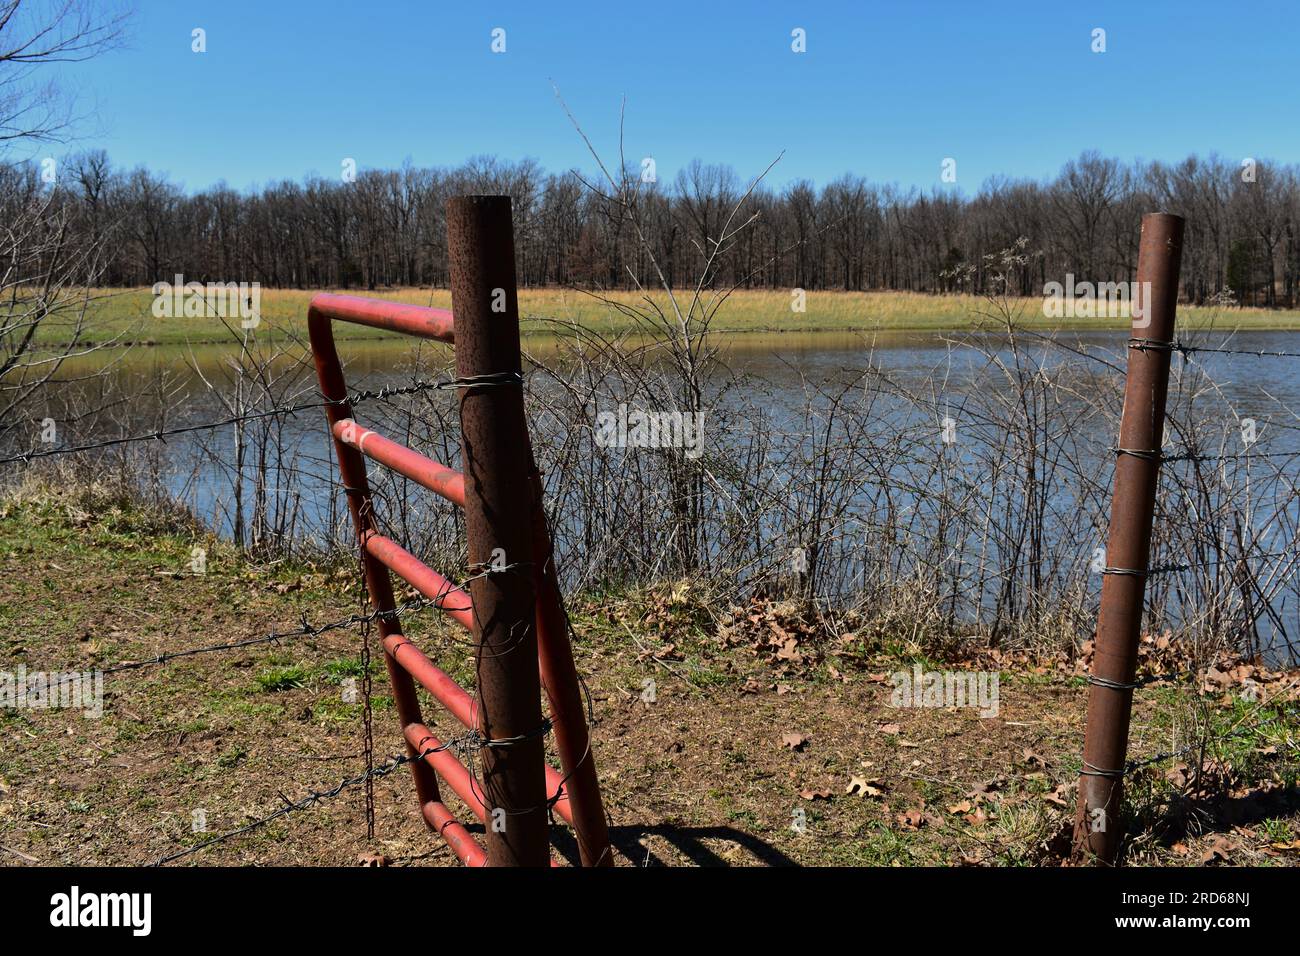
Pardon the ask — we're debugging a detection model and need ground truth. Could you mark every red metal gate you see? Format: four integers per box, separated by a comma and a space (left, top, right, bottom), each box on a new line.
308, 196, 611, 867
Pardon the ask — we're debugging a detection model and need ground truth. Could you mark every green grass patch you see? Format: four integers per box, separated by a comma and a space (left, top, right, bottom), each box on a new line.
254, 665, 308, 693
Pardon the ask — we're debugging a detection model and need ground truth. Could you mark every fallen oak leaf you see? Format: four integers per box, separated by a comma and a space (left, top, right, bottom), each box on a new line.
896, 808, 927, 830
775, 638, 803, 662
1042, 784, 1071, 809
846, 775, 885, 799
1021, 748, 1048, 770
1200, 836, 1237, 866
782, 733, 811, 752
968, 775, 1008, 796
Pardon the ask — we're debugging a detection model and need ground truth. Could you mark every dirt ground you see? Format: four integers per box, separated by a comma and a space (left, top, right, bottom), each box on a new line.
2, 495, 1298, 867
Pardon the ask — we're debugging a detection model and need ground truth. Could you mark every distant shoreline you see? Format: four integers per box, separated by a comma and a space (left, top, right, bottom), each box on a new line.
29, 287, 1300, 350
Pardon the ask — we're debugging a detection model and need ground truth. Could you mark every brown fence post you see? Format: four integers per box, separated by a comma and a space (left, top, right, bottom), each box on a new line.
447, 195, 550, 866
1072, 212, 1185, 864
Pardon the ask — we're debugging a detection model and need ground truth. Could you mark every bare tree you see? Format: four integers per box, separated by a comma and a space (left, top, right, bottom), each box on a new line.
0, 1, 128, 145
0, 0, 129, 452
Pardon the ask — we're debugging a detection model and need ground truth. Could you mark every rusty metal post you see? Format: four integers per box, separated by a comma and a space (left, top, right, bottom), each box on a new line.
526, 469, 614, 866
1073, 212, 1185, 864
447, 195, 551, 866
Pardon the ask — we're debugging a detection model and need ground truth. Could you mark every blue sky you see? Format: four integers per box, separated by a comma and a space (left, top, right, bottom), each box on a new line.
46, 0, 1300, 194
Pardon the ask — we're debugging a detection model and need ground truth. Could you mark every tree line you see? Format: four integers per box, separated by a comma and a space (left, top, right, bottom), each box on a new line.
5, 148, 1299, 305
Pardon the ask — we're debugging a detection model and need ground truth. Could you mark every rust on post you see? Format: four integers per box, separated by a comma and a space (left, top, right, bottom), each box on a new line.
447, 195, 551, 866
1072, 212, 1185, 864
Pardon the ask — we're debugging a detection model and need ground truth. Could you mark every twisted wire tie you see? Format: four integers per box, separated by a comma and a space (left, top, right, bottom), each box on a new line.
1102, 566, 1148, 578
1088, 674, 1141, 691
1128, 337, 1178, 353
1113, 446, 1163, 462
1080, 761, 1126, 780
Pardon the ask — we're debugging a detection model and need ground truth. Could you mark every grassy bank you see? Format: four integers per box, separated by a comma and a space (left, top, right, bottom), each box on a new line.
31, 287, 1300, 349
2, 486, 1298, 866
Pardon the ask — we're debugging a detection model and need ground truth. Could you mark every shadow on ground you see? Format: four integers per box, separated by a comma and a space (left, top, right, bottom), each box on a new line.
550, 824, 797, 867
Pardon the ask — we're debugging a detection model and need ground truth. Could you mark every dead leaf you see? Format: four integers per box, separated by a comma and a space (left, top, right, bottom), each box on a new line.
782, 733, 810, 752
877, 723, 901, 736
1042, 784, 1071, 809
799, 787, 832, 801
847, 775, 885, 799
357, 852, 390, 867
969, 775, 1008, 796
896, 808, 927, 830
1164, 763, 1190, 789
1203, 665, 1231, 691
1199, 836, 1236, 866
775, 638, 802, 662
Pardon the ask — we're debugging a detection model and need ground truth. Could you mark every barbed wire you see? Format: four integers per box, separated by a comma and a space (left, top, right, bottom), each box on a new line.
97, 565, 508, 676
1121, 704, 1299, 775
1144, 549, 1299, 576
1162, 448, 1300, 463
1176, 342, 1300, 360
151, 750, 418, 866
0, 373, 521, 466
151, 708, 565, 866
1130, 337, 1300, 360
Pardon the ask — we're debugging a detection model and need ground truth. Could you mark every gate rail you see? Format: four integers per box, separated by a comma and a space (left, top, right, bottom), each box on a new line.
307, 196, 611, 867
